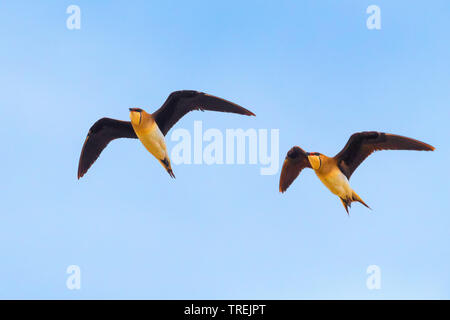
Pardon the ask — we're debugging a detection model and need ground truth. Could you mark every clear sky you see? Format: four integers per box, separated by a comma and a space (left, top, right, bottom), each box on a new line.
0, 0, 449, 299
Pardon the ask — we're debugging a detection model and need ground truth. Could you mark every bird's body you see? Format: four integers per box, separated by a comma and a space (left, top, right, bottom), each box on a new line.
77, 90, 255, 179
134, 120, 167, 161
129, 109, 173, 176
279, 132, 434, 214
312, 156, 352, 199
308, 153, 369, 211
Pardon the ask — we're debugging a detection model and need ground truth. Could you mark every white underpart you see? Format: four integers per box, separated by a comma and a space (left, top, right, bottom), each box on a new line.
316, 167, 353, 199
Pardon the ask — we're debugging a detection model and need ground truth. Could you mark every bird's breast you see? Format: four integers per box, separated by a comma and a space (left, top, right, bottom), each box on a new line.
316, 167, 352, 198
134, 122, 167, 160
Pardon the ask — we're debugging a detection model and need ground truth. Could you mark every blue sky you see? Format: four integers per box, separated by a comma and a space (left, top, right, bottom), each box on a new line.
0, 0, 449, 299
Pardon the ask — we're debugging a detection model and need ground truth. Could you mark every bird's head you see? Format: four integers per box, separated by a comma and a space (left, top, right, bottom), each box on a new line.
307, 152, 322, 170
129, 108, 146, 126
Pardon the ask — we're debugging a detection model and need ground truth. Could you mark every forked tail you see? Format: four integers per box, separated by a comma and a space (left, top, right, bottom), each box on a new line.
160, 157, 175, 179
339, 190, 370, 214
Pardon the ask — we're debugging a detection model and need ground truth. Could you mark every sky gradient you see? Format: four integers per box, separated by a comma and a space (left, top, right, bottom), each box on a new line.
0, 0, 449, 299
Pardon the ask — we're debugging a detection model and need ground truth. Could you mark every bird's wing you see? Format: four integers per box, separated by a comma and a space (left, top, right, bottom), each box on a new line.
152, 90, 255, 136
279, 146, 312, 193
78, 118, 138, 179
334, 131, 435, 180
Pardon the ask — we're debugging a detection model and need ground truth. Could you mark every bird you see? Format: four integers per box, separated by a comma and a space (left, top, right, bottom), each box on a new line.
279, 131, 435, 214
77, 90, 255, 179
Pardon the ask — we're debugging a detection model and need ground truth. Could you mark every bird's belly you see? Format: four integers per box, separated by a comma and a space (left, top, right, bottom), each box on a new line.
317, 169, 352, 198
136, 126, 167, 160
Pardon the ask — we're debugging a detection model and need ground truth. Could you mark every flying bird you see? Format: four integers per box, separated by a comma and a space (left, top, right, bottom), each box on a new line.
77, 90, 255, 179
279, 132, 435, 213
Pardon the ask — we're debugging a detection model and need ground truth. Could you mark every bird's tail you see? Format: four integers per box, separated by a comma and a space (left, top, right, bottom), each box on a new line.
339, 191, 370, 215
160, 157, 175, 179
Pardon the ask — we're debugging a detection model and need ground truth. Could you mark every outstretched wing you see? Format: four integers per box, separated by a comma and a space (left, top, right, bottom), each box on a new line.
152, 90, 255, 136
334, 131, 435, 180
279, 146, 312, 193
77, 118, 137, 179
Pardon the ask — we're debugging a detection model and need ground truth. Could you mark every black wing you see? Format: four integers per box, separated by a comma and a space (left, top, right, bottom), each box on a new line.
334, 131, 435, 180
279, 146, 312, 193
77, 118, 137, 179
152, 90, 255, 136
